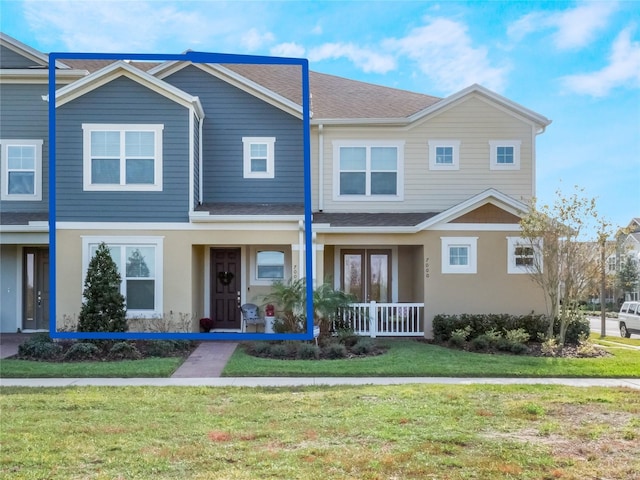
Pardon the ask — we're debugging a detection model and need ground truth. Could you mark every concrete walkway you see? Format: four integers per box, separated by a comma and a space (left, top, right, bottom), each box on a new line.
171, 341, 238, 378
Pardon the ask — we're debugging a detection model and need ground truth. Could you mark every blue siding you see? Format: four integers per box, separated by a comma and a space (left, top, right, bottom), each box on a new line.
0, 46, 42, 68
0, 83, 49, 213
56, 76, 191, 222
164, 66, 304, 204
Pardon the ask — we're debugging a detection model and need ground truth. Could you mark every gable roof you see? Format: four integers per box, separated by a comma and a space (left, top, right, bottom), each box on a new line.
0, 32, 70, 69
51, 60, 204, 117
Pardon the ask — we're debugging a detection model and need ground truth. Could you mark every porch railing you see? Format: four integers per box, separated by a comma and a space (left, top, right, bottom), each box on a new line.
335, 302, 424, 337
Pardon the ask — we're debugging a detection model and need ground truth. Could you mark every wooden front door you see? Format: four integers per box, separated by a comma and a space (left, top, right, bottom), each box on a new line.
22, 247, 49, 331
210, 248, 241, 330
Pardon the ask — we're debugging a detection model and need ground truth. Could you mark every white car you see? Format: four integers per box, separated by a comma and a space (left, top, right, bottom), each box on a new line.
619, 301, 640, 338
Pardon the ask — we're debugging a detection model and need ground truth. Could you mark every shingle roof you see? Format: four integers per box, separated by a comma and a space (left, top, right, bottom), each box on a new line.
62, 59, 441, 120
313, 212, 438, 227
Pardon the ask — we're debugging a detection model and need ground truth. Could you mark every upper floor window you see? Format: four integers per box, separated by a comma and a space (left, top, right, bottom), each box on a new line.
441, 237, 478, 274
82, 124, 163, 191
0, 139, 43, 201
489, 140, 521, 170
428, 140, 460, 170
243, 137, 275, 179
333, 141, 404, 201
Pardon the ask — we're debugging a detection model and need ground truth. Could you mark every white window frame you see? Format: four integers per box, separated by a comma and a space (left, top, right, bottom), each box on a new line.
1, 139, 43, 201
507, 236, 542, 274
243, 137, 275, 179
489, 140, 521, 170
250, 246, 289, 286
428, 140, 460, 171
82, 236, 164, 318
332, 140, 404, 201
441, 237, 478, 274
82, 124, 164, 191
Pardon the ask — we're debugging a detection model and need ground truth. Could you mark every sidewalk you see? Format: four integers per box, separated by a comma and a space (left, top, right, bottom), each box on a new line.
2, 377, 640, 388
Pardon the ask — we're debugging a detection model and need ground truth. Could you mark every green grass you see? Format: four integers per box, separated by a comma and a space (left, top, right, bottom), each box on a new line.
1, 384, 638, 479
222, 339, 640, 377
592, 334, 640, 347
0, 357, 184, 378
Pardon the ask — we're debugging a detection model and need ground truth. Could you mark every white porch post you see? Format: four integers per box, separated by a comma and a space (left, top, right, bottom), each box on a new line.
369, 300, 377, 338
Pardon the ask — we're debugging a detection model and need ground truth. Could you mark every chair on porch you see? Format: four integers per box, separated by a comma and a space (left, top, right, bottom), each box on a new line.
240, 303, 263, 333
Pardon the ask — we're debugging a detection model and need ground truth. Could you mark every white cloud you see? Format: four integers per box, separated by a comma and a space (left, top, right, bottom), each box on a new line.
24, 0, 215, 52
508, 1, 619, 50
270, 42, 306, 58
240, 28, 275, 52
384, 18, 508, 93
308, 43, 396, 74
561, 26, 640, 96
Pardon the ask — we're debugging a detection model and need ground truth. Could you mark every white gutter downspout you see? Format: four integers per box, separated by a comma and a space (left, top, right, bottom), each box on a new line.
312, 231, 317, 288
298, 220, 305, 280
318, 124, 324, 211
199, 116, 204, 204
188, 108, 195, 213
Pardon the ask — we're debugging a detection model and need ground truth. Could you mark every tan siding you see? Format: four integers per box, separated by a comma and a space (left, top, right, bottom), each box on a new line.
315, 94, 536, 213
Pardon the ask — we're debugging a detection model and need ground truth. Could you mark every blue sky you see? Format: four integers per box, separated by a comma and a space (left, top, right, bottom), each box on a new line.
2, 0, 638, 235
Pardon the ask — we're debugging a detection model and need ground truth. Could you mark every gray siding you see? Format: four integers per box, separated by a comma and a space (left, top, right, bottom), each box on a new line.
0, 45, 42, 68
0, 83, 49, 213
164, 66, 304, 204
56, 76, 191, 222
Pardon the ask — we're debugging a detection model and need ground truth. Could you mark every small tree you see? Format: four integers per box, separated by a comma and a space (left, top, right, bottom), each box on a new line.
519, 187, 609, 345
77, 242, 127, 332
617, 255, 639, 301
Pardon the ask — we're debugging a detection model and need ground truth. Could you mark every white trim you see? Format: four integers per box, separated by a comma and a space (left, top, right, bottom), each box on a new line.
428, 140, 460, 170
82, 124, 164, 191
57, 220, 302, 231
0, 32, 70, 69
489, 140, 521, 170
0, 139, 43, 201
506, 236, 542, 274
242, 137, 276, 179
441, 237, 478, 274
429, 223, 522, 231
81, 235, 164, 318
332, 140, 404, 202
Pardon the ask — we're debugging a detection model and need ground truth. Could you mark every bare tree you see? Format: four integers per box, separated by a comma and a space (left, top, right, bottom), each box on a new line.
519, 187, 612, 345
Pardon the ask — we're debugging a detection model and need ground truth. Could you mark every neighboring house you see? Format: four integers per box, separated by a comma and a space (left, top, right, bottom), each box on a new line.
609, 218, 640, 302
0, 33, 552, 337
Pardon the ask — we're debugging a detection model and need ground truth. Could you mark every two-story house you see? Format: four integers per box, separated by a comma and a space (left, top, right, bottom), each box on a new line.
1, 33, 551, 336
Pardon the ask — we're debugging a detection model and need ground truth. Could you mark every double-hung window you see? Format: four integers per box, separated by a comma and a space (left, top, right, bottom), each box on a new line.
83, 236, 163, 316
441, 237, 478, 274
333, 141, 403, 200
428, 140, 460, 170
1, 139, 43, 201
490, 140, 521, 170
243, 137, 275, 178
82, 124, 163, 191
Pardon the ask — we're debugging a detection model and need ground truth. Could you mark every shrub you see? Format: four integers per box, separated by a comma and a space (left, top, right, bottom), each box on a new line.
107, 342, 141, 360
509, 342, 529, 355
351, 338, 375, 355
268, 344, 289, 359
63, 342, 100, 361
576, 333, 599, 357
505, 328, 530, 345
324, 343, 347, 359
434, 313, 548, 342
246, 342, 272, 356
541, 337, 560, 357
469, 335, 490, 351
449, 326, 471, 347
483, 329, 503, 348
144, 340, 178, 357
557, 315, 590, 345
296, 343, 320, 360
19, 335, 62, 360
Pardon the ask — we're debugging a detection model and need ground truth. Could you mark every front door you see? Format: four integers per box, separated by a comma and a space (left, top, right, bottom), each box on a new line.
341, 249, 391, 302
22, 247, 49, 331
210, 248, 242, 330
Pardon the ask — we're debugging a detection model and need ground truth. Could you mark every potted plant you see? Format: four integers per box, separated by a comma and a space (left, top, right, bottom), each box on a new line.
199, 317, 214, 332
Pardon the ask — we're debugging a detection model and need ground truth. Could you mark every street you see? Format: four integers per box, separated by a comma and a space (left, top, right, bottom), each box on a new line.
588, 316, 622, 338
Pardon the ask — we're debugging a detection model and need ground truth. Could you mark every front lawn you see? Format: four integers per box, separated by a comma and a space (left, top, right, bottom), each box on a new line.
1, 385, 638, 479
0, 357, 184, 378
222, 338, 640, 377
